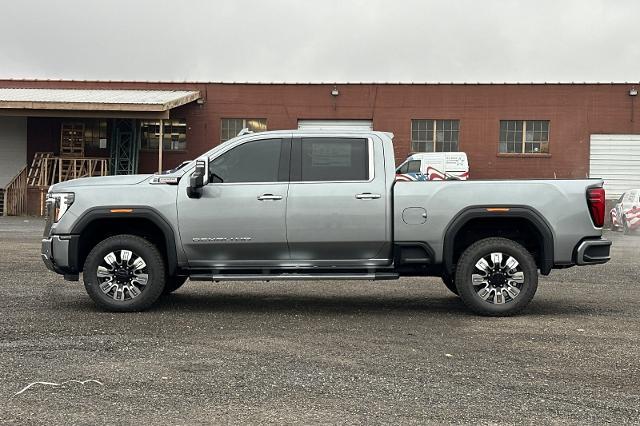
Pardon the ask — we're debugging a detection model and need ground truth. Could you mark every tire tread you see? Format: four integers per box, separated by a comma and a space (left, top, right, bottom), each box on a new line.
82, 234, 166, 312
455, 237, 538, 316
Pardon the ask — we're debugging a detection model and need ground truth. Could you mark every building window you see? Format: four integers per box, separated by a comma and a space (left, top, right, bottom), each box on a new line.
499, 120, 549, 154
221, 118, 267, 143
83, 119, 108, 150
411, 120, 459, 152
141, 119, 187, 151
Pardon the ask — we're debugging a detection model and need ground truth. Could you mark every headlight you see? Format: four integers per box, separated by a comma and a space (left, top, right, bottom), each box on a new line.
47, 192, 75, 222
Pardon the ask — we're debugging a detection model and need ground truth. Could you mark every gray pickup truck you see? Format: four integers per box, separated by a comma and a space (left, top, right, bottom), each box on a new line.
41, 130, 611, 316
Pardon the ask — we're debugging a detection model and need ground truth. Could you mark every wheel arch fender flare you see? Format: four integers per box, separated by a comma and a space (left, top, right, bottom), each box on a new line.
70, 206, 180, 276
442, 206, 555, 275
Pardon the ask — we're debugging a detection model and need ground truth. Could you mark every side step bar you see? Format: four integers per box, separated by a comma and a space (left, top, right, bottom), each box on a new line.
189, 272, 399, 282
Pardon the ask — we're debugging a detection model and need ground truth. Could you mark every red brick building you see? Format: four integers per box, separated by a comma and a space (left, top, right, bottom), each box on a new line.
1, 79, 639, 215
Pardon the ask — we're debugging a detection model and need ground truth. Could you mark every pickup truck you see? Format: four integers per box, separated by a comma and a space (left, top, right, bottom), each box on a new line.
41, 130, 611, 316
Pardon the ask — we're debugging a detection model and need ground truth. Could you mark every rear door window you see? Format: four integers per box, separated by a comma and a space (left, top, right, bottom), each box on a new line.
296, 137, 369, 181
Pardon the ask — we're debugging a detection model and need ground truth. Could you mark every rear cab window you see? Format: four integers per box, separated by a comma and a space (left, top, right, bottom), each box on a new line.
292, 137, 370, 181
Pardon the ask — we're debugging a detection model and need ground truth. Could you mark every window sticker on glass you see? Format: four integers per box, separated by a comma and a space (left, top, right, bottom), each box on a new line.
310, 143, 352, 167
300, 138, 368, 181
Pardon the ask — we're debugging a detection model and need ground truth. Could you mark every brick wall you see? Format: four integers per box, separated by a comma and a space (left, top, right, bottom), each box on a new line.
2, 80, 638, 178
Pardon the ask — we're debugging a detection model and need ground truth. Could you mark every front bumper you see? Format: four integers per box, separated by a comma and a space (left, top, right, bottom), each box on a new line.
575, 238, 612, 265
41, 235, 80, 279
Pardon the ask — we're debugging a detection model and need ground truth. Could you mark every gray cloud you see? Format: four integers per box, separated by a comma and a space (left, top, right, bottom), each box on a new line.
0, 0, 638, 82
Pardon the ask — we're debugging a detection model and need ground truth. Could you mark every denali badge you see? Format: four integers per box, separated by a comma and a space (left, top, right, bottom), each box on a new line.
192, 237, 252, 243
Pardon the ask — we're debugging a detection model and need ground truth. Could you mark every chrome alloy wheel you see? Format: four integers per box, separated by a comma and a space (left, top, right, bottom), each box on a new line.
96, 250, 149, 301
471, 252, 525, 304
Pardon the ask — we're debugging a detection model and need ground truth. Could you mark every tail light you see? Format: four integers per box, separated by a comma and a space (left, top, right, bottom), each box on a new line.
587, 187, 605, 228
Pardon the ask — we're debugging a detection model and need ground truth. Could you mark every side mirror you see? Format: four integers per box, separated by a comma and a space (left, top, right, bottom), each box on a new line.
187, 159, 208, 199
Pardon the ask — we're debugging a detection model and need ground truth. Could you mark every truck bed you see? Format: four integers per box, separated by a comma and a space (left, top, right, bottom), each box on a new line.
393, 179, 603, 265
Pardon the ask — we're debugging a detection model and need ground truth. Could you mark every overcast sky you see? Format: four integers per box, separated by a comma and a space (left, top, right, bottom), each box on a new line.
1, 0, 638, 83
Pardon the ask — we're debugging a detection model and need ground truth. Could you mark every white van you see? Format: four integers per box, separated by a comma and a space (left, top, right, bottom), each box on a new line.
396, 152, 469, 181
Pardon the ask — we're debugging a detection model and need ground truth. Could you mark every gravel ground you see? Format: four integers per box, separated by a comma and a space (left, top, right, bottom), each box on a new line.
0, 216, 639, 425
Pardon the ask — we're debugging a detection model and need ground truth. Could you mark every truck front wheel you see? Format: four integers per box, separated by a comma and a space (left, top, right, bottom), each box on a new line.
163, 276, 188, 295
455, 237, 538, 316
83, 235, 166, 312
441, 273, 459, 295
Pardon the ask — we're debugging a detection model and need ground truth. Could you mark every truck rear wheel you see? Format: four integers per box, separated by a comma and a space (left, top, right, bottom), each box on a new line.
83, 234, 166, 312
455, 237, 538, 316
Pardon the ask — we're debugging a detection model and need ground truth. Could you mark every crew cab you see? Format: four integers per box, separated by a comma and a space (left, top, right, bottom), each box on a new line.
41, 130, 611, 316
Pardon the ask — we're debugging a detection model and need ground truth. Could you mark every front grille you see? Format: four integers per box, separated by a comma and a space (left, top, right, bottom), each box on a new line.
43, 199, 54, 237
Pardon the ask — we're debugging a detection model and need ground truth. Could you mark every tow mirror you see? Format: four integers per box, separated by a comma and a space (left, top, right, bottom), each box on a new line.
187, 159, 208, 199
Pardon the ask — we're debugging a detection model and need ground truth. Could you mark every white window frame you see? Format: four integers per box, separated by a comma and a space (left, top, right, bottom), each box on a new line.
220, 118, 267, 143
411, 119, 459, 153
140, 119, 187, 152
499, 120, 550, 154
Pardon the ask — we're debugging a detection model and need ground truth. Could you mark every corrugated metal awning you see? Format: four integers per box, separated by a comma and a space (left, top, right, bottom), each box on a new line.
0, 88, 201, 112
297, 119, 374, 131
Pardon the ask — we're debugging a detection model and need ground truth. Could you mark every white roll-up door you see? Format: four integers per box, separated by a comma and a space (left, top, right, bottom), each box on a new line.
297, 120, 373, 131
589, 134, 640, 199
0, 117, 27, 188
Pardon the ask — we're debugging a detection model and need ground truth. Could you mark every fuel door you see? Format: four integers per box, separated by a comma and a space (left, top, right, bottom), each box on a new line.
402, 207, 427, 225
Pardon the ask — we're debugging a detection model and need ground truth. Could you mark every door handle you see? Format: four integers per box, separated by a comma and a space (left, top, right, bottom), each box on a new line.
257, 194, 283, 201
355, 193, 381, 200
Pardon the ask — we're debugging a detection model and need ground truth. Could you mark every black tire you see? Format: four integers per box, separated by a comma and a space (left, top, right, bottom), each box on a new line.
83, 234, 166, 312
623, 219, 631, 235
163, 276, 188, 295
441, 273, 459, 295
455, 237, 538, 316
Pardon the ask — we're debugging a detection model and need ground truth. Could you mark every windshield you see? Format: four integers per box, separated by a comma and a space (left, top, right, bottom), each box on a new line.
160, 161, 191, 174
156, 133, 254, 176
199, 133, 261, 159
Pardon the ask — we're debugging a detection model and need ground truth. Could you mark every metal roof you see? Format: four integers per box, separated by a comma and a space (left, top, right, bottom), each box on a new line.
0, 78, 638, 85
0, 88, 201, 111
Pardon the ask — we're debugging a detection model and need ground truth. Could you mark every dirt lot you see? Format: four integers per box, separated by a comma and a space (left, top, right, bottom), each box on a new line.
0, 217, 639, 425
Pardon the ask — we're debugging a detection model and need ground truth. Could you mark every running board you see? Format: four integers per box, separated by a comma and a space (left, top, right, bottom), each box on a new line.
189, 272, 399, 282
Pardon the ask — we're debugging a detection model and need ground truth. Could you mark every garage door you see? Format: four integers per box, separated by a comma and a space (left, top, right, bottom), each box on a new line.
297, 120, 373, 131
589, 134, 640, 199
0, 117, 27, 188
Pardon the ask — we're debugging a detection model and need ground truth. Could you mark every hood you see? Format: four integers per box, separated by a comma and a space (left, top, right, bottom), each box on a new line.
49, 174, 151, 192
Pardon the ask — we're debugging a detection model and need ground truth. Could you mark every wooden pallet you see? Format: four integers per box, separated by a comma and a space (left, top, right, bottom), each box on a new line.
27, 152, 55, 187
60, 122, 85, 157
58, 158, 102, 181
